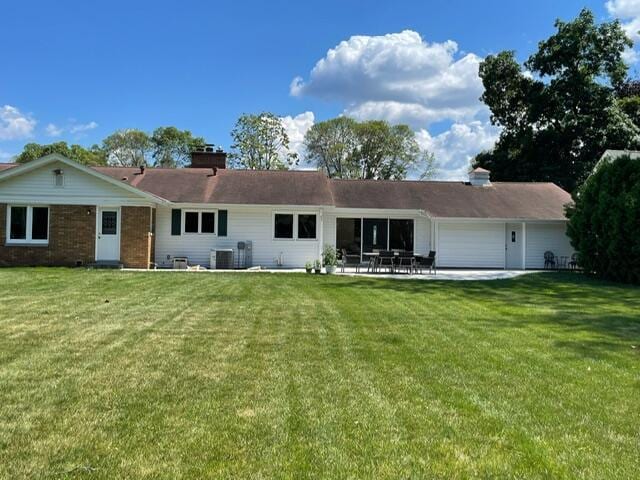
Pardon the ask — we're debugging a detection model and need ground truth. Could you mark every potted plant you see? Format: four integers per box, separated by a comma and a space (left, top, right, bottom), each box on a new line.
305, 261, 313, 274
323, 244, 338, 274
314, 259, 322, 274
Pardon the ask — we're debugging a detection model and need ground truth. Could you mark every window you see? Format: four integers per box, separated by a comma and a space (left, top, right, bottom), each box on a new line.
183, 211, 216, 234
389, 219, 414, 251
297, 214, 317, 239
7, 206, 49, 244
201, 212, 215, 233
185, 212, 199, 233
101, 211, 118, 235
274, 214, 294, 239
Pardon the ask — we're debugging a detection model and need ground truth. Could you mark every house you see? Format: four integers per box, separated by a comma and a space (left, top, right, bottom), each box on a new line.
0, 149, 574, 270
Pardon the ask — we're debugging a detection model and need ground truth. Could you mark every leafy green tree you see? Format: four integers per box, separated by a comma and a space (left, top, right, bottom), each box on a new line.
566, 154, 640, 284
304, 117, 360, 178
304, 118, 435, 180
616, 79, 640, 127
229, 112, 298, 170
151, 126, 205, 168
15, 142, 106, 166
474, 9, 638, 192
102, 129, 152, 167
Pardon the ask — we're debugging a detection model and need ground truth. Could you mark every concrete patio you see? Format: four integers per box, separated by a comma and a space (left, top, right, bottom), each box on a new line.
126, 266, 542, 280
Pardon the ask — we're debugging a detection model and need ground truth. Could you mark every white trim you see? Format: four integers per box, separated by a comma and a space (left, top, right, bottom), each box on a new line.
0, 154, 168, 204
5, 205, 50, 245
182, 209, 217, 236
272, 211, 318, 241
522, 222, 527, 270
95, 206, 121, 261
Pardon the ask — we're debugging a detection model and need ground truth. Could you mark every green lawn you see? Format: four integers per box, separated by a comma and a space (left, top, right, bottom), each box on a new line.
0, 269, 638, 479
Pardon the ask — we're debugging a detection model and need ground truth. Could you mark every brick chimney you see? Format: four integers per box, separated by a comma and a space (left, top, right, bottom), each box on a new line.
190, 144, 227, 169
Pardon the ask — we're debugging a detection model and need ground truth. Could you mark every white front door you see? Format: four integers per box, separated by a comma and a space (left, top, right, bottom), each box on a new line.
96, 207, 120, 261
505, 223, 523, 269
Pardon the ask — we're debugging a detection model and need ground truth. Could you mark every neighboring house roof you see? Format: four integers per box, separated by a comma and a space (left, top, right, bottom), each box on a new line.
0, 163, 17, 171
330, 179, 571, 219
0, 159, 573, 219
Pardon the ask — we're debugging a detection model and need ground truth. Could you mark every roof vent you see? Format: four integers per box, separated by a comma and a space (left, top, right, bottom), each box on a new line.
469, 167, 491, 186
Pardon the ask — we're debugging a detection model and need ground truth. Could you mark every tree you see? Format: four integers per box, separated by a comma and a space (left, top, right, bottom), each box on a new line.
304, 117, 435, 180
102, 129, 152, 167
15, 142, 106, 166
151, 126, 205, 168
616, 78, 640, 127
304, 117, 359, 178
229, 112, 298, 170
474, 9, 639, 192
566, 154, 640, 283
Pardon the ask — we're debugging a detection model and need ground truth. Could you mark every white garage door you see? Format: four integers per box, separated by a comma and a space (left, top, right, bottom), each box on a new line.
437, 223, 505, 268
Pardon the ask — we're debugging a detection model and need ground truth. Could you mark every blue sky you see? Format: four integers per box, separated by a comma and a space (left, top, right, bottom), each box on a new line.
2, 0, 637, 178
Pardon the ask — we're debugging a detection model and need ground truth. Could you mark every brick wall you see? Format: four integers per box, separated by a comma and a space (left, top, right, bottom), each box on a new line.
0, 204, 96, 267
120, 206, 154, 269
0, 204, 156, 269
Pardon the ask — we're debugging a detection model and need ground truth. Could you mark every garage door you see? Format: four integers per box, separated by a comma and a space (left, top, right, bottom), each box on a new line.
437, 223, 505, 268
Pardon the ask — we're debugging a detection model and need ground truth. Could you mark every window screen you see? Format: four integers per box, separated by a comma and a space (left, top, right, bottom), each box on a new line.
184, 212, 199, 233
10, 206, 27, 240
274, 214, 294, 238
201, 212, 215, 233
297, 214, 316, 239
32, 207, 49, 240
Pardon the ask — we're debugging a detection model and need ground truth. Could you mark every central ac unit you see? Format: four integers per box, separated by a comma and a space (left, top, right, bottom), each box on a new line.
210, 249, 233, 269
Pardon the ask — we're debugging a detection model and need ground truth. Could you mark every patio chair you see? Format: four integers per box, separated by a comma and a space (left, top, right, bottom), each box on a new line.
341, 249, 361, 273
417, 250, 436, 274
377, 250, 396, 273
544, 251, 556, 269
568, 253, 579, 271
396, 251, 416, 274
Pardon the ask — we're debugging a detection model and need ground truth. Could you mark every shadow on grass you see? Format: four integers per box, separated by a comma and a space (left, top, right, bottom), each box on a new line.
321, 272, 640, 358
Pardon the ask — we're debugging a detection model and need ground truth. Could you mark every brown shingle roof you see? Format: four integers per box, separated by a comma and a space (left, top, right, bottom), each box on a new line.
2, 162, 572, 219
94, 167, 334, 206
329, 179, 572, 220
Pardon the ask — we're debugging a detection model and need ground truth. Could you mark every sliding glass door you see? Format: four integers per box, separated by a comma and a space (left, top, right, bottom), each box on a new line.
336, 218, 362, 256
362, 219, 388, 254
337, 217, 415, 261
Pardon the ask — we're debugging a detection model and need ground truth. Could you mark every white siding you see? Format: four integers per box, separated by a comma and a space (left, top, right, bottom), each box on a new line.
0, 161, 146, 205
525, 222, 574, 269
437, 222, 505, 268
154, 205, 321, 268
323, 212, 337, 249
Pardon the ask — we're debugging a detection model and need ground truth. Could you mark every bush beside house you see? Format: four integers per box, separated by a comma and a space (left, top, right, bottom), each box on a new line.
566, 154, 640, 284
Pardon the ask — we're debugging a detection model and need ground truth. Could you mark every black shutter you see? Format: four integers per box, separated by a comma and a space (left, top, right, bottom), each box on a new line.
218, 210, 227, 236
171, 209, 181, 235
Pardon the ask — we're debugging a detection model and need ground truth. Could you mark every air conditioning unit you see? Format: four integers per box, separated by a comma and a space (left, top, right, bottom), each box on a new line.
210, 249, 233, 269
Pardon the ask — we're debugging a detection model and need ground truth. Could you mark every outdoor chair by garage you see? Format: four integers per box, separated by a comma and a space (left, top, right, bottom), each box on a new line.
544, 251, 556, 269
341, 249, 361, 273
417, 251, 437, 274
378, 251, 396, 273
568, 253, 579, 270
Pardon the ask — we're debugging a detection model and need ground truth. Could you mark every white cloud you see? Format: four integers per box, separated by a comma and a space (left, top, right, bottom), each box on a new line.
45, 123, 63, 137
607, 0, 640, 39
607, 0, 640, 60
416, 120, 500, 180
0, 105, 36, 141
69, 121, 98, 134
281, 111, 315, 161
291, 30, 486, 129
